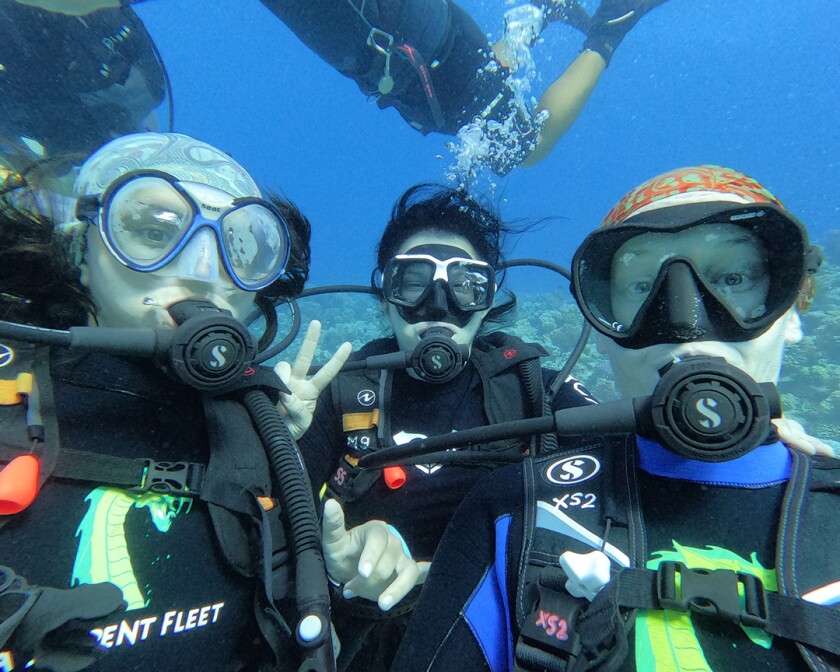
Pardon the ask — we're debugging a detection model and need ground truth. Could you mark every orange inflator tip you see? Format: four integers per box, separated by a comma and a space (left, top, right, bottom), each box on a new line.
0, 455, 41, 515
383, 466, 406, 490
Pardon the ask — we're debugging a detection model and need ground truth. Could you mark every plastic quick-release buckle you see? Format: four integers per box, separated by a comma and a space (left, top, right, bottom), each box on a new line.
656, 561, 768, 628
133, 459, 205, 497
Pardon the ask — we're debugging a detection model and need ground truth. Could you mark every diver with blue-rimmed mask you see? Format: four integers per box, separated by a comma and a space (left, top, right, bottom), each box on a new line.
0, 132, 350, 672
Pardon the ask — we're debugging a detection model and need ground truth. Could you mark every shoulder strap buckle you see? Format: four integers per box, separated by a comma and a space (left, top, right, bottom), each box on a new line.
132, 459, 205, 497
656, 561, 768, 628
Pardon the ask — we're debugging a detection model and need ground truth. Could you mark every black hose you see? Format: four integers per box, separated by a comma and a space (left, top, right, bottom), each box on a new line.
497, 259, 592, 401
241, 390, 335, 672
255, 299, 302, 365
0, 321, 71, 346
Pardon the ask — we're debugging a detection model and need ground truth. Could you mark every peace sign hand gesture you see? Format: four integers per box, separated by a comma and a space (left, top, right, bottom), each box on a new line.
273, 320, 352, 440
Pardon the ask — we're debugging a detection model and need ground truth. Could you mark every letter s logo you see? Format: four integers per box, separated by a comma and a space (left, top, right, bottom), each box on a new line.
546, 455, 601, 486
696, 397, 722, 429
430, 354, 443, 370
209, 344, 228, 369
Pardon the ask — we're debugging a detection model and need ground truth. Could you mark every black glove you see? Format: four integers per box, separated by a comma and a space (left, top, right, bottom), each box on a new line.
534, 0, 593, 36
0, 566, 126, 672
583, 0, 669, 66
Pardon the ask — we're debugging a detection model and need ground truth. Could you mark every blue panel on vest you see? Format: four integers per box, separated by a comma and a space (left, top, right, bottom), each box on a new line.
464, 513, 513, 672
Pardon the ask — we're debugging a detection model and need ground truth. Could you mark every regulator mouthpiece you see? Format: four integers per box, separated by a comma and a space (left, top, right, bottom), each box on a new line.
409, 328, 467, 384
648, 356, 781, 462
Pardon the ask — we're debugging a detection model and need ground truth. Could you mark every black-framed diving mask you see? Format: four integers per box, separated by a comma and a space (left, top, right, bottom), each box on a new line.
571, 202, 822, 349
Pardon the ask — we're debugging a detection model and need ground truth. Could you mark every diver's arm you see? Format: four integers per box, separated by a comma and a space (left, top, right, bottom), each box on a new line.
520, 50, 606, 167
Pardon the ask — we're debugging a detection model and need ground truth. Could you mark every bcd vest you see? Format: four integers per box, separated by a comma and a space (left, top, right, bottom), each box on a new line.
0, 339, 300, 665
326, 333, 551, 503
511, 439, 840, 672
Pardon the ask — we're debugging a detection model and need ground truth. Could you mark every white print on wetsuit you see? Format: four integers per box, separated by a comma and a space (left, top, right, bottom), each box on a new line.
545, 455, 601, 486
393, 430, 443, 475
357, 389, 376, 406
551, 492, 597, 510
568, 377, 598, 405
91, 601, 225, 649
0, 343, 14, 368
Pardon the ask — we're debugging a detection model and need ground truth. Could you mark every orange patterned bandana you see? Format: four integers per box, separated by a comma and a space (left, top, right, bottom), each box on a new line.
601, 165, 785, 228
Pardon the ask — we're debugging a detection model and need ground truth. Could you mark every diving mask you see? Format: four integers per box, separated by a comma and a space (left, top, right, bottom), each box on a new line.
381, 249, 495, 315
571, 203, 821, 349
76, 170, 291, 291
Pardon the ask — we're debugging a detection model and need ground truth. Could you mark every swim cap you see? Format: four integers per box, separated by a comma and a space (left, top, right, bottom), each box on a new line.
74, 132, 260, 199
598, 165, 817, 312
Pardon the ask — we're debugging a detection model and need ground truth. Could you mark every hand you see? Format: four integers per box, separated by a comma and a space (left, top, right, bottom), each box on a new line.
0, 567, 126, 672
273, 320, 351, 440
321, 499, 429, 612
584, 0, 669, 65
773, 416, 836, 457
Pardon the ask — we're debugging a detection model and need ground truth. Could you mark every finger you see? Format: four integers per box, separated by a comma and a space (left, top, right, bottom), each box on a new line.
321, 499, 348, 549
811, 439, 836, 458
273, 360, 292, 385
378, 559, 420, 611
308, 342, 353, 392
291, 320, 322, 380
355, 525, 392, 579
278, 390, 307, 418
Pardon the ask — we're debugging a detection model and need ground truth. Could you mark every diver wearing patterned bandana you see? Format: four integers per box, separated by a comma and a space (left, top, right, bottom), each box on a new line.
391, 166, 840, 672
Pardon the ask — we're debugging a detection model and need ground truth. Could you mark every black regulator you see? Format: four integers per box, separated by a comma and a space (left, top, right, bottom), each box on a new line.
647, 356, 781, 462
341, 327, 468, 384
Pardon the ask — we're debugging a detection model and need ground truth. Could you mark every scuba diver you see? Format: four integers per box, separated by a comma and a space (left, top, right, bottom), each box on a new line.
0, 0, 171, 168
387, 165, 840, 671
282, 184, 597, 672
259, 0, 669, 175
0, 132, 348, 671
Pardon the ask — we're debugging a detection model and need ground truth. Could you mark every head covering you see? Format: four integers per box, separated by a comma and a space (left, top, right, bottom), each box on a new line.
74, 132, 260, 198
599, 165, 817, 312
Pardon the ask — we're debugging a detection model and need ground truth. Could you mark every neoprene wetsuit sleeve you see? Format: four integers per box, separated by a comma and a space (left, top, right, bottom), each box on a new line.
390, 464, 526, 671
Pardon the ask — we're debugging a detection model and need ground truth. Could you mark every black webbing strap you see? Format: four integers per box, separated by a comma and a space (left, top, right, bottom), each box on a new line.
615, 562, 840, 655
0, 445, 205, 497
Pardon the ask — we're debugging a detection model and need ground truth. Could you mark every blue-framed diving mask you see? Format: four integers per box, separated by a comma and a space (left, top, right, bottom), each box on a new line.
75, 170, 291, 291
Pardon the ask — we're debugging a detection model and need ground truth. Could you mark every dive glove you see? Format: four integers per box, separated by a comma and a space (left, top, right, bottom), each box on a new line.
584, 0, 669, 65
0, 566, 126, 672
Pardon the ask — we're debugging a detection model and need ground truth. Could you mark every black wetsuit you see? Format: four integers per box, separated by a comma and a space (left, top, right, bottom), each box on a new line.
0, 2, 167, 159
391, 436, 840, 671
259, 0, 512, 136
0, 350, 295, 671
297, 334, 597, 672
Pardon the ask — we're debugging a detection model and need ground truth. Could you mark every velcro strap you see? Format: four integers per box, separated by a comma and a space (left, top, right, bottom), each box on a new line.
0, 373, 33, 405
342, 409, 380, 432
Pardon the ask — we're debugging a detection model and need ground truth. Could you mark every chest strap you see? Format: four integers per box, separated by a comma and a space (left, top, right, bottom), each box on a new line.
0, 445, 205, 498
